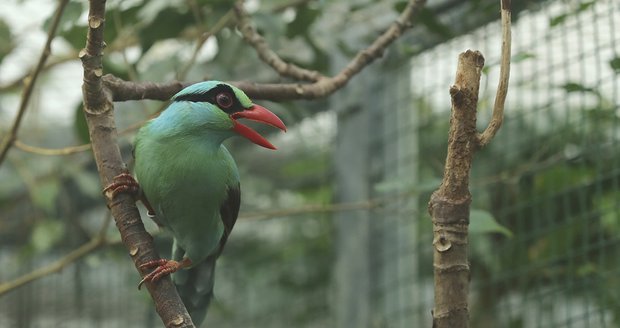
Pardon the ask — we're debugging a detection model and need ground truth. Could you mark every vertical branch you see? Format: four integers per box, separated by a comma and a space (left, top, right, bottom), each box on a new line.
428, 50, 485, 328
80, 1, 194, 327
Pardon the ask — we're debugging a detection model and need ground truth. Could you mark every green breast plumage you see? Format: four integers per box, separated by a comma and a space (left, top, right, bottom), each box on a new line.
133, 118, 240, 264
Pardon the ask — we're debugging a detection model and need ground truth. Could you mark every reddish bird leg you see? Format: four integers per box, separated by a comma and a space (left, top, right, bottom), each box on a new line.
103, 172, 157, 216
138, 257, 193, 289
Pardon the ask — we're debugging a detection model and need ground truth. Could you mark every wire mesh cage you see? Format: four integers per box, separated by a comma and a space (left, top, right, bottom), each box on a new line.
0, 0, 619, 327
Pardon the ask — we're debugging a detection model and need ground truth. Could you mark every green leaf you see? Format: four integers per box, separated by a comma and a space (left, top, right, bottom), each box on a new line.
576, 262, 597, 277
393, 1, 407, 13
301, 33, 329, 72
416, 178, 442, 193
374, 177, 441, 194
418, 8, 453, 39
30, 220, 65, 253
0, 19, 13, 65
550, 1, 595, 27
595, 191, 620, 235
549, 13, 568, 27
610, 57, 620, 74
286, 5, 320, 39
100, 6, 141, 49
57, 5, 141, 50
484, 52, 536, 75
512, 52, 536, 63
470, 209, 513, 238
103, 57, 130, 81
534, 166, 594, 194
57, 25, 87, 50
560, 82, 596, 94
350, 2, 374, 12
282, 156, 326, 178
138, 7, 194, 52
43, 1, 83, 32
74, 170, 102, 198
374, 179, 410, 193
31, 179, 60, 213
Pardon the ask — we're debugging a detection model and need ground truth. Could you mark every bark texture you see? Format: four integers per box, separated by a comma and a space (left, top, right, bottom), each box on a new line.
428, 50, 485, 328
80, 1, 195, 327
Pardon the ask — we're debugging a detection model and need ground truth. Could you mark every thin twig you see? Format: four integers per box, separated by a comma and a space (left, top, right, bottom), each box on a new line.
14, 140, 91, 156
178, 10, 235, 80
477, 0, 511, 147
0, 54, 77, 92
0, 0, 70, 166
110, 10, 151, 116
0, 214, 111, 296
241, 198, 385, 221
234, 1, 325, 82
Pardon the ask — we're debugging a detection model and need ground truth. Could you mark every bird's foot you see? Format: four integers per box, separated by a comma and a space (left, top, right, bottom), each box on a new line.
137, 258, 192, 290
102, 172, 157, 217
103, 172, 139, 199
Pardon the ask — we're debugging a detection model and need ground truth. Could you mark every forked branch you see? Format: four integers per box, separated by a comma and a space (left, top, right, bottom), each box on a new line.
428, 1, 511, 327
103, 0, 427, 102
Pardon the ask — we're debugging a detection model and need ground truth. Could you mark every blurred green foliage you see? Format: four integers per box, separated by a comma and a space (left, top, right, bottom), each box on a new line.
417, 73, 620, 325
1, 0, 617, 327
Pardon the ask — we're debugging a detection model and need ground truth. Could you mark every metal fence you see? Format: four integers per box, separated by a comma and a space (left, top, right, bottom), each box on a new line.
334, 0, 620, 327
413, 0, 620, 326
1, 0, 619, 327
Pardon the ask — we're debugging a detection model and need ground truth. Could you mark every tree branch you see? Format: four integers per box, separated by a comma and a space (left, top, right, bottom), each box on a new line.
14, 140, 91, 156
428, 2, 511, 327
80, 1, 194, 327
428, 49, 484, 328
477, 0, 511, 147
0, 189, 412, 296
0, 54, 77, 92
102, 0, 427, 102
0, 0, 70, 166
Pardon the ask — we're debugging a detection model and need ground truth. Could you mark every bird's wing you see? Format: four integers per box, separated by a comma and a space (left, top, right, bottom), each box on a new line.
216, 184, 240, 256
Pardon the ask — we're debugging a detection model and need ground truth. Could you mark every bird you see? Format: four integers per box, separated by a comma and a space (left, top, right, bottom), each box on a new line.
103, 81, 286, 325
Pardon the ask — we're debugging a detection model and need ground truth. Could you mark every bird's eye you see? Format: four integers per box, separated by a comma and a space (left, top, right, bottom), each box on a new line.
216, 92, 233, 109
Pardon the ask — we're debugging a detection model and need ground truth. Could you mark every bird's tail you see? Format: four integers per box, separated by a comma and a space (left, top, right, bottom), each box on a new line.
171, 243, 216, 327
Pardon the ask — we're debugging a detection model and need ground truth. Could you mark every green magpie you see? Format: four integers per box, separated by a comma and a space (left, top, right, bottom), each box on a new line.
104, 81, 286, 325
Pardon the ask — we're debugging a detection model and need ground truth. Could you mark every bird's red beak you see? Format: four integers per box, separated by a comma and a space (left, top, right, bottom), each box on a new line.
231, 104, 287, 150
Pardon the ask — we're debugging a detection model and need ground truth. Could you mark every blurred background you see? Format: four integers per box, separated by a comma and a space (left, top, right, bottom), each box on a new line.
0, 0, 619, 327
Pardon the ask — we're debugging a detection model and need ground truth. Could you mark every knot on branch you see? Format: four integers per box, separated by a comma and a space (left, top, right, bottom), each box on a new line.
168, 316, 186, 327
433, 232, 453, 252
88, 15, 104, 29
428, 192, 471, 225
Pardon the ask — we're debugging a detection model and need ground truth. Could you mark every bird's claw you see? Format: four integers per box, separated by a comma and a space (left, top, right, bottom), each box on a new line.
137, 259, 183, 290
103, 172, 139, 200
102, 172, 158, 216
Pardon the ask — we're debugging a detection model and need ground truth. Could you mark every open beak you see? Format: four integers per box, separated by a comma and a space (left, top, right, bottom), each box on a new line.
231, 104, 287, 150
